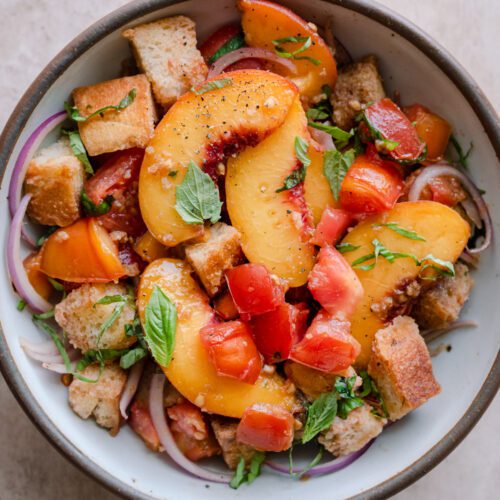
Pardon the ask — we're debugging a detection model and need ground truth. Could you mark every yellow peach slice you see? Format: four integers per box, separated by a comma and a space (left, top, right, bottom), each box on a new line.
139, 70, 298, 246
137, 259, 297, 418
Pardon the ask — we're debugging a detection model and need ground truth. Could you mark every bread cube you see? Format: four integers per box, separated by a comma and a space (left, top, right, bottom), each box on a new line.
72, 74, 156, 156
123, 16, 208, 109
24, 137, 84, 227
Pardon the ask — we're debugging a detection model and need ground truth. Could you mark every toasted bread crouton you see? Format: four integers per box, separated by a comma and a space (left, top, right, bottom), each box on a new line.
412, 263, 473, 330
72, 74, 156, 156
185, 223, 243, 297
54, 283, 136, 353
368, 316, 440, 420
331, 55, 385, 130
68, 363, 126, 433
318, 404, 385, 456
24, 137, 84, 227
123, 16, 208, 109
211, 417, 257, 470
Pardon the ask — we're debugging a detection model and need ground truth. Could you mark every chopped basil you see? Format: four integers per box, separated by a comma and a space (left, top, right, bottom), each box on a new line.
33, 309, 55, 320
302, 390, 338, 443
374, 222, 426, 241
335, 376, 364, 419
272, 36, 321, 65
62, 129, 93, 174
17, 299, 27, 311
288, 444, 324, 479
449, 135, 473, 169
193, 77, 233, 95
306, 85, 333, 122
420, 254, 455, 280
125, 316, 142, 338
336, 243, 360, 254
119, 346, 148, 369
175, 161, 222, 225
81, 191, 113, 216
208, 33, 245, 64
229, 452, 265, 489
276, 137, 310, 193
374, 138, 399, 153
37, 226, 58, 247
76, 348, 127, 372
65, 89, 136, 122
323, 148, 356, 201
294, 136, 311, 167
306, 108, 329, 121
94, 299, 126, 347
230, 458, 247, 489
47, 277, 65, 292
308, 122, 354, 149
359, 371, 388, 417
144, 286, 177, 367
93, 295, 127, 307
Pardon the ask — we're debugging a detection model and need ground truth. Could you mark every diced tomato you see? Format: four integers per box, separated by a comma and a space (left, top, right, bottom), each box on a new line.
428, 175, 467, 206
311, 207, 353, 247
364, 98, 425, 162
226, 263, 284, 316
199, 320, 263, 384
213, 291, 239, 320
84, 148, 146, 237
237, 404, 294, 452
403, 104, 452, 163
308, 246, 363, 320
290, 309, 360, 373
251, 303, 309, 363
167, 402, 221, 461
340, 152, 404, 214
129, 400, 161, 451
23, 252, 52, 300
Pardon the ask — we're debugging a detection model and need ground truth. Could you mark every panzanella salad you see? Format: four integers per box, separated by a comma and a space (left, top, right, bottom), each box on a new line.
7, 0, 490, 488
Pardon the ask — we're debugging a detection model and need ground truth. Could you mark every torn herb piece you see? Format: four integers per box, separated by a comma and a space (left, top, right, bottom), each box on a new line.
193, 77, 232, 95
37, 226, 58, 247
288, 445, 324, 479
229, 452, 265, 489
294, 136, 311, 168
419, 254, 455, 280
95, 301, 126, 347
230, 458, 247, 489
323, 148, 356, 201
336, 242, 360, 254
272, 36, 321, 65
335, 376, 364, 419
449, 134, 473, 169
374, 222, 426, 241
119, 346, 148, 369
208, 33, 245, 64
276, 166, 307, 193
61, 129, 93, 174
308, 121, 354, 148
17, 299, 27, 311
81, 191, 113, 216
302, 390, 338, 443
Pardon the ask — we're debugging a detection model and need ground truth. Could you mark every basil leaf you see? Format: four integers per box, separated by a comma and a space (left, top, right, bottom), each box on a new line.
420, 254, 455, 280
17, 299, 27, 311
119, 346, 147, 369
175, 161, 222, 225
247, 452, 266, 484
125, 316, 143, 338
352, 239, 420, 271
93, 295, 126, 307
288, 445, 324, 479
193, 77, 233, 95
95, 302, 125, 347
308, 122, 354, 143
47, 277, 64, 292
306, 108, 329, 121
302, 390, 338, 443
208, 33, 245, 64
144, 286, 177, 367
230, 457, 247, 489
76, 348, 127, 371
37, 226, 58, 247
375, 138, 399, 152
273, 36, 321, 65
275, 165, 307, 193
450, 135, 473, 169
62, 129, 93, 174
33, 309, 55, 320
375, 222, 426, 241
65, 89, 137, 122
336, 243, 360, 254
323, 148, 356, 201
294, 136, 311, 167
338, 396, 364, 419
81, 191, 113, 216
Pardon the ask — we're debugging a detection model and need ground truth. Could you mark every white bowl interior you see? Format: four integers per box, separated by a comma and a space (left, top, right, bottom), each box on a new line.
0, 1, 498, 498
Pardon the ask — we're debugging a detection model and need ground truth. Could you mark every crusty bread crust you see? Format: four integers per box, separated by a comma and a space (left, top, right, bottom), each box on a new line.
73, 74, 156, 156
368, 316, 440, 420
123, 16, 208, 109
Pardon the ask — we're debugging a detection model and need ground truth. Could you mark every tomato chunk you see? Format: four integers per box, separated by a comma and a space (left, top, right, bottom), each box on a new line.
340, 152, 403, 214
403, 104, 452, 163
226, 263, 284, 316
199, 320, 263, 384
129, 400, 161, 451
213, 291, 239, 320
237, 403, 294, 452
251, 303, 309, 363
308, 246, 363, 320
364, 98, 425, 162
290, 309, 360, 373
311, 207, 352, 247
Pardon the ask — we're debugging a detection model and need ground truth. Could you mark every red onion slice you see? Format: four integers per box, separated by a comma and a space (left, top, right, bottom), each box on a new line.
7, 194, 53, 313
149, 374, 232, 483
309, 126, 335, 152
207, 48, 297, 78
266, 439, 375, 477
20, 337, 59, 356
407, 164, 492, 253
22, 349, 64, 364
42, 361, 77, 374
120, 359, 146, 419
421, 319, 478, 343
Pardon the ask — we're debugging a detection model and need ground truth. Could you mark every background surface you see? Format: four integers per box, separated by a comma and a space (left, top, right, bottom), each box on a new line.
0, 0, 498, 499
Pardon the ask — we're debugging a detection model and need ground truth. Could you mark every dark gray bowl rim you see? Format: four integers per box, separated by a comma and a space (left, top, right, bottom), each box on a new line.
0, 0, 498, 498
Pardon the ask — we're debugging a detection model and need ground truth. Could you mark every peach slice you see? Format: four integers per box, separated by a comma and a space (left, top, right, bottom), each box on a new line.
341, 201, 470, 367
238, 0, 337, 101
137, 259, 296, 418
23, 252, 52, 300
139, 70, 298, 246
226, 96, 316, 287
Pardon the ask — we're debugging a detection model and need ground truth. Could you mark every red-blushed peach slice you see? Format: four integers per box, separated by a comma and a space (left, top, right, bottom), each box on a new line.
238, 0, 337, 101
23, 252, 52, 300
139, 70, 298, 247
137, 259, 297, 418
226, 96, 316, 287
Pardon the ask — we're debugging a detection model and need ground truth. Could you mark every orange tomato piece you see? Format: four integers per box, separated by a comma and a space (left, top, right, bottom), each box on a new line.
23, 252, 52, 300
133, 231, 170, 263
213, 291, 239, 320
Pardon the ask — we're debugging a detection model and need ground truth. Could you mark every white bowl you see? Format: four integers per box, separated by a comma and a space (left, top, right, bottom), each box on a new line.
0, 1, 498, 498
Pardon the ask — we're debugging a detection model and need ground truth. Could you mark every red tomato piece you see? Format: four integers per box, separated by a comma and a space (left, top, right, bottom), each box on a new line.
340, 153, 404, 214
308, 246, 363, 320
251, 303, 309, 363
226, 263, 284, 316
213, 291, 239, 320
311, 207, 353, 247
199, 320, 263, 384
290, 309, 360, 373
129, 400, 161, 451
237, 404, 294, 452
364, 98, 425, 162
428, 176, 467, 206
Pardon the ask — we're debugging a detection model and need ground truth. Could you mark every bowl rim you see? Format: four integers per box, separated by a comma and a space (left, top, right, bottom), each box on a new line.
0, 0, 498, 498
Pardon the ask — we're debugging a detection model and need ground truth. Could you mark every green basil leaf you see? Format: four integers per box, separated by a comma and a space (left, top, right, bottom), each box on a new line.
230, 457, 247, 489
208, 33, 245, 64
302, 390, 338, 443
336, 243, 360, 254
375, 222, 426, 241
81, 191, 113, 216
275, 165, 307, 193
62, 129, 94, 174
273, 36, 321, 65
76, 348, 127, 371
119, 346, 147, 369
308, 122, 354, 143
93, 295, 126, 307
338, 396, 364, 419
294, 136, 311, 167
37, 226, 58, 247
17, 299, 27, 311
95, 302, 125, 347
144, 286, 177, 367
175, 161, 222, 225
247, 452, 266, 484
306, 108, 329, 121
47, 277, 65, 292
420, 254, 455, 280
193, 77, 233, 95
33, 309, 55, 320
449, 134, 473, 169
323, 148, 356, 201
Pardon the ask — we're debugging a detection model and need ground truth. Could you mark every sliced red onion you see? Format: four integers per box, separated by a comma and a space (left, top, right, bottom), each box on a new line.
22, 348, 64, 364
42, 361, 77, 374
149, 374, 232, 483
20, 337, 59, 356
459, 249, 479, 268
421, 320, 477, 344
266, 439, 374, 477
460, 196, 482, 229
408, 164, 492, 253
207, 48, 297, 78
309, 126, 335, 151
7, 194, 53, 313
120, 359, 146, 419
